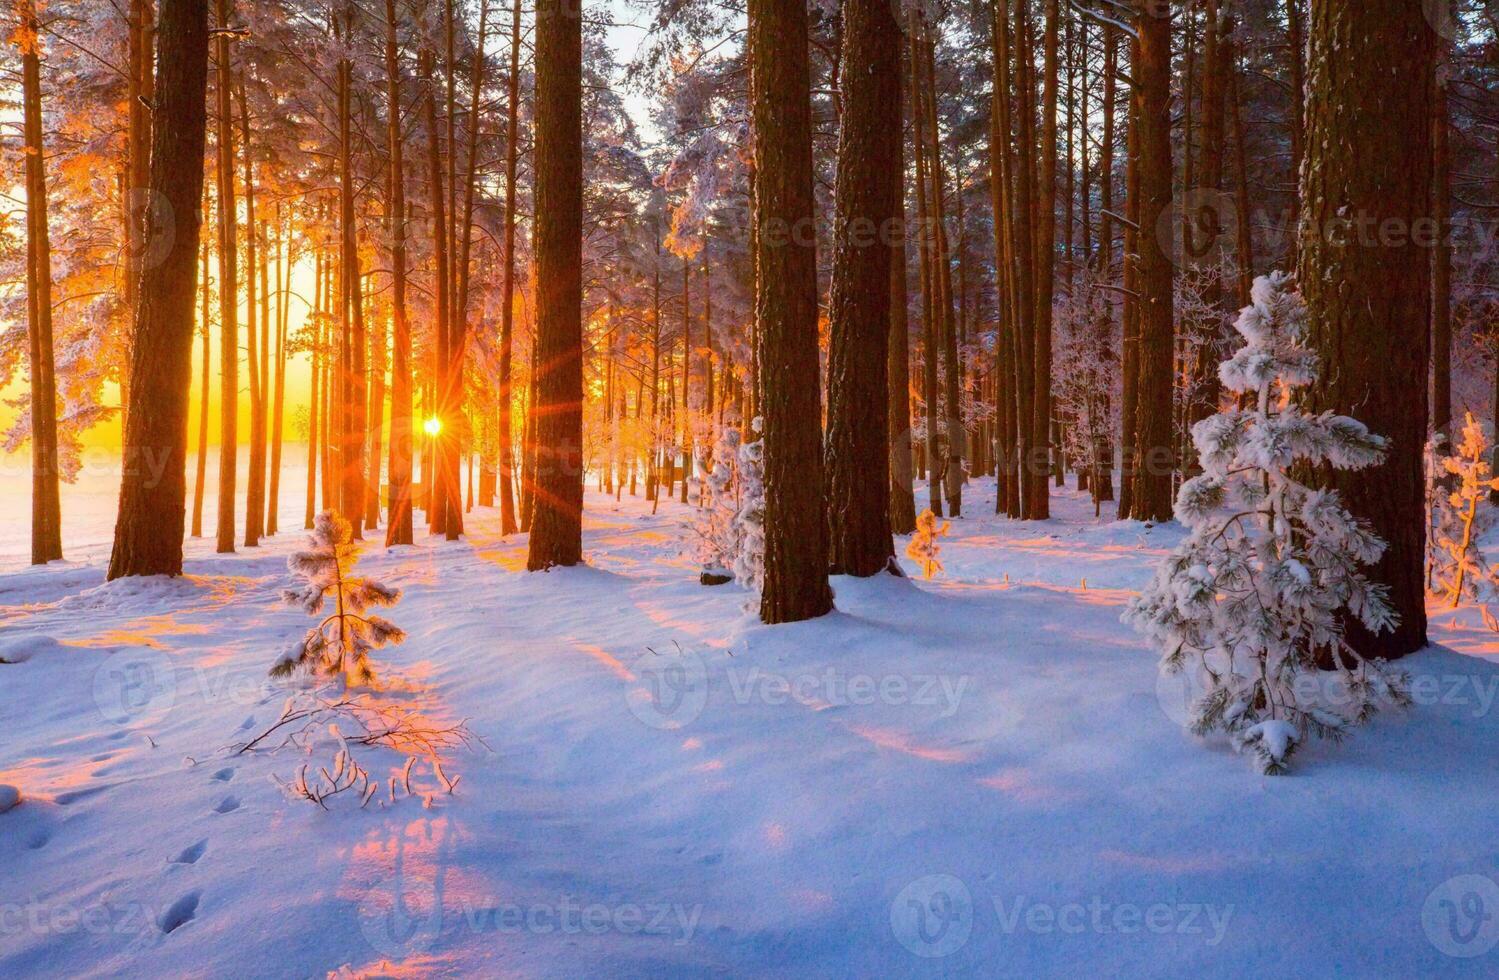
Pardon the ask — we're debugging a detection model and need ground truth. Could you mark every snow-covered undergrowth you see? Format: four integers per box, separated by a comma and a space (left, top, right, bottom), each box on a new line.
1, 476, 1498, 976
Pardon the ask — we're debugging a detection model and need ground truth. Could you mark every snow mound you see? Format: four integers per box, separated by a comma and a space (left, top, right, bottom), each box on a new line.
0, 785, 21, 813
0, 632, 65, 664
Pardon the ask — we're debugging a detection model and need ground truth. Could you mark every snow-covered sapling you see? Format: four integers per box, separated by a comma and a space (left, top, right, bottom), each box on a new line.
906, 508, 951, 580
732, 418, 767, 601
1124, 273, 1409, 775
272, 510, 405, 685
1428, 413, 1499, 619
691, 425, 743, 585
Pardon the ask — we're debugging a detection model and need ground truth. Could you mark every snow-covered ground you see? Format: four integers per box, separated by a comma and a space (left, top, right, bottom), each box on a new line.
2, 464, 1498, 977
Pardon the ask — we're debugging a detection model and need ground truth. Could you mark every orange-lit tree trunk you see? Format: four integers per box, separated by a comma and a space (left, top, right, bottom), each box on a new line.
193, 231, 211, 536
108, 0, 210, 578
239, 74, 264, 546
384, 0, 414, 546
337, 9, 367, 538
496, 0, 522, 535
17, 0, 62, 564
212, 0, 237, 554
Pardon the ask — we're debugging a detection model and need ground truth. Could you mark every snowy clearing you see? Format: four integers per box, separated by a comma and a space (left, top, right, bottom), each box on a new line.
2, 479, 1498, 977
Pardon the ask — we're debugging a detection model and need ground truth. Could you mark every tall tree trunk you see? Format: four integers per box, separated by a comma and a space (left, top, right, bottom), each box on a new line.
889, 50, 917, 537
825, 0, 899, 576
911, 10, 942, 519
526, 0, 585, 569
920, 29, 964, 518
212, 0, 237, 554
239, 75, 264, 546
267, 208, 287, 535
748, 0, 833, 621
496, 0, 522, 535
193, 232, 211, 536
108, 0, 210, 579
1031, 0, 1059, 519
1130, 0, 1175, 522
17, 0, 62, 565
422, 49, 451, 536
1299, 0, 1433, 659
122, 0, 154, 418
337, 13, 367, 537
385, 0, 414, 546
1431, 53, 1452, 442
1285, 0, 1306, 260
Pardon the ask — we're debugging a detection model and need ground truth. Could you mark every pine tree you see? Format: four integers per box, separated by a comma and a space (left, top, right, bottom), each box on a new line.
273, 511, 404, 685
1125, 275, 1409, 775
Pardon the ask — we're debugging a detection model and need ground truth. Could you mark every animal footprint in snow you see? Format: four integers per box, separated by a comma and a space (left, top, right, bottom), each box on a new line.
26, 830, 50, 850
171, 839, 208, 865
157, 891, 200, 934
211, 767, 236, 783
212, 795, 241, 815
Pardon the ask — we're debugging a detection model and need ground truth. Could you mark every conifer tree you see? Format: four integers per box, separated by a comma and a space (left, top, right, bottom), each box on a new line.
1125, 275, 1409, 775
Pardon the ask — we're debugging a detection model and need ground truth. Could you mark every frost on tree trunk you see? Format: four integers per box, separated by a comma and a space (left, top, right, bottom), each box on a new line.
108, 0, 210, 580
1125, 275, 1409, 775
525, 0, 584, 570
824, 0, 899, 577
747, 0, 832, 623
1297, 0, 1434, 660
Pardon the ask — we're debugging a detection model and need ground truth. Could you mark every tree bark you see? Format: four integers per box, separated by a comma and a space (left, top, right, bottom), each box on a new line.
17, 0, 62, 565
889, 47, 917, 537
1432, 53, 1452, 441
108, 0, 210, 579
825, 0, 899, 576
213, 0, 237, 553
526, 0, 585, 569
384, 0, 414, 546
1130, 0, 1175, 522
239, 74, 264, 546
748, 0, 833, 621
1299, 0, 1433, 659
496, 0, 522, 536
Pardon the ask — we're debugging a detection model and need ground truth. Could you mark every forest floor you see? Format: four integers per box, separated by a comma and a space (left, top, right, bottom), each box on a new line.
2, 469, 1498, 977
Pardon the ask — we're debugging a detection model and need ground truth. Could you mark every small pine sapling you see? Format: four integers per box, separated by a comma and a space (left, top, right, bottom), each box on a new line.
1124, 273, 1409, 775
732, 418, 767, 600
273, 510, 405, 685
1428, 413, 1499, 620
692, 426, 743, 585
905, 508, 950, 580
